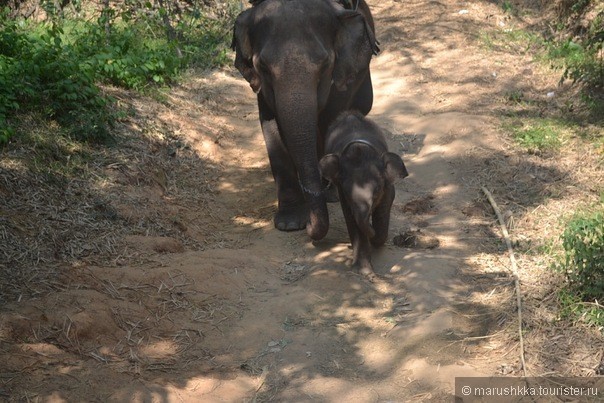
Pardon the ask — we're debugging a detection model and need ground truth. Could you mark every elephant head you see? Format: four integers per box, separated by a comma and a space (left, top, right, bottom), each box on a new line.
232, 0, 378, 96
320, 144, 408, 240
231, 0, 378, 240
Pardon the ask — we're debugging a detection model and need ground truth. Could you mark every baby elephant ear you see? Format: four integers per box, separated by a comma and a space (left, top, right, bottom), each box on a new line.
382, 152, 409, 181
319, 154, 340, 183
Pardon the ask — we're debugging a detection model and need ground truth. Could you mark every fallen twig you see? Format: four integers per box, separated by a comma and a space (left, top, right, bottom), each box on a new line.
481, 186, 527, 376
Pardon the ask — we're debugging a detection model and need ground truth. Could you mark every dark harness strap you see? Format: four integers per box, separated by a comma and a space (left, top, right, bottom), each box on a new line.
340, 139, 378, 154
252, 0, 358, 9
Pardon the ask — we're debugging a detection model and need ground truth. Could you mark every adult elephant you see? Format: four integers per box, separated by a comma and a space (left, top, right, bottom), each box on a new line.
231, 0, 379, 240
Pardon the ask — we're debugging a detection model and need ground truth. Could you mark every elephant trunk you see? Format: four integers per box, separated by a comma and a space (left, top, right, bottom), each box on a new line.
354, 202, 375, 239
274, 86, 329, 240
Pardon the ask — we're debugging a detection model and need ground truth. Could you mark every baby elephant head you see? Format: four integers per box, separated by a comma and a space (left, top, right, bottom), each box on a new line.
320, 143, 408, 239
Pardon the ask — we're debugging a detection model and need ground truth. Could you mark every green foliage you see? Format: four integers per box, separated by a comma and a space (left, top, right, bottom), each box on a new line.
0, 13, 25, 143
554, 209, 604, 328
0, 1, 238, 145
560, 211, 604, 300
502, 1, 514, 14
0, 9, 112, 143
569, 0, 592, 15
548, 5, 604, 91
549, 36, 603, 88
558, 288, 604, 328
71, 22, 182, 90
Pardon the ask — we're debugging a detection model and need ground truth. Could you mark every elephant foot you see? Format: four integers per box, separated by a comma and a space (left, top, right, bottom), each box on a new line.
353, 260, 377, 282
274, 201, 309, 232
370, 233, 387, 248
360, 266, 378, 282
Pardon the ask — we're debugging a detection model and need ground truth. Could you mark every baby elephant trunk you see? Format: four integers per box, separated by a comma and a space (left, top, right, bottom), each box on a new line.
354, 202, 375, 239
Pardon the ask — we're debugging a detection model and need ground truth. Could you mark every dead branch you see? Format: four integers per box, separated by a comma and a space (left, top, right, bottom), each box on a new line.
482, 186, 527, 376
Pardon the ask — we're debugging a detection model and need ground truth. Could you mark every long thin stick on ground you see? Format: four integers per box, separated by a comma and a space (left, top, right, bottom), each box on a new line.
481, 186, 527, 376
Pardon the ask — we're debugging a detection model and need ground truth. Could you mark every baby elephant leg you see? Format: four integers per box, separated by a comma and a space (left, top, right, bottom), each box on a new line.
340, 195, 376, 280
371, 184, 395, 248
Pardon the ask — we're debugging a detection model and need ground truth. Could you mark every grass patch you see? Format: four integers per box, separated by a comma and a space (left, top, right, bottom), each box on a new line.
1, 112, 98, 192
502, 118, 571, 154
478, 28, 543, 55
502, 113, 604, 157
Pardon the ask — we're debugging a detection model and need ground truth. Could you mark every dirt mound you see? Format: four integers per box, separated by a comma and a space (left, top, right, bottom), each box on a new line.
393, 229, 440, 249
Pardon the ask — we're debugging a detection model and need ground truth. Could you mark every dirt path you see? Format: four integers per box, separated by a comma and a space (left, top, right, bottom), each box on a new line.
2, 0, 565, 401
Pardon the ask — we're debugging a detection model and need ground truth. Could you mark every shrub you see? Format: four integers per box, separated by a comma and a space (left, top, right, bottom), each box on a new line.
549, 35, 604, 89
0, 11, 112, 143
0, 12, 28, 143
560, 211, 604, 301
548, 2, 604, 91
0, 1, 239, 145
66, 16, 183, 90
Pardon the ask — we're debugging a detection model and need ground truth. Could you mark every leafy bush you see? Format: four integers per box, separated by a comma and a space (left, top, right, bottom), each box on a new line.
0, 1, 238, 145
558, 287, 604, 327
548, 2, 604, 91
555, 209, 604, 327
0, 13, 29, 143
559, 211, 604, 300
549, 35, 603, 88
67, 1, 238, 89
0, 11, 112, 143
71, 22, 182, 90
0, 56, 19, 143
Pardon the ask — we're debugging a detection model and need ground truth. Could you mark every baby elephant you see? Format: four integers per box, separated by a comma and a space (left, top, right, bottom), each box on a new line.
319, 111, 408, 278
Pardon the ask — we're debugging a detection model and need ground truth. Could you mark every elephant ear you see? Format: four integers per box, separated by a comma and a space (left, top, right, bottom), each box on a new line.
382, 152, 409, 182
319, 154, 341, 183
232, 9, 261, 93
333, 8, 379, 92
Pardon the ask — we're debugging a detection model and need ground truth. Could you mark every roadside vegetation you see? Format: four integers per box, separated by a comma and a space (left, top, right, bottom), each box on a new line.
0, 0, 238, 145
486, 0, 604, 328
0, 0, 238, 301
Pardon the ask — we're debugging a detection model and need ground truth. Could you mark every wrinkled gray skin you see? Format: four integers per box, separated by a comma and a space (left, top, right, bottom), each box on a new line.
320, 111, 408, 278
231, 0, 378, 240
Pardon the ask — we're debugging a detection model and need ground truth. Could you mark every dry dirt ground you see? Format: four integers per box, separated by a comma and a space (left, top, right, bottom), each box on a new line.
1, 0, 603, 401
